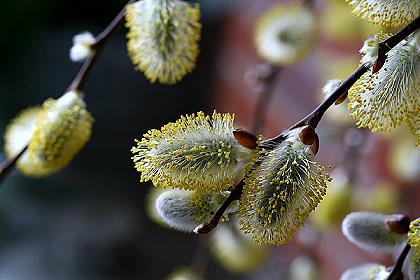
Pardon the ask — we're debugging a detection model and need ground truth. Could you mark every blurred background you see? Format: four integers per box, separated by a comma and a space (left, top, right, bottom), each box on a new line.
0, 0, 418, 279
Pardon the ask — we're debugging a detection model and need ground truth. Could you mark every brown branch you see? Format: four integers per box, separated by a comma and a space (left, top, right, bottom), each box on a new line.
194, 15, 420, 235
193, 182, 244, 234
0, 145, 27, 185
386, 242, 411, 280
0, 0, 134, 186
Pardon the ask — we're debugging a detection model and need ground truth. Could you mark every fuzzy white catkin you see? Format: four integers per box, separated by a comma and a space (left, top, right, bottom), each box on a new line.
155, 189, 236, 232
340, 263, 390, 280
359, 35, 380, 65
342, 212, 406, 253
322, 79, 342, 99
70, 32, 95, 62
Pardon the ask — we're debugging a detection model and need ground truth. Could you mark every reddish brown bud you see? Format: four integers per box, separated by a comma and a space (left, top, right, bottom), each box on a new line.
372, 52, 387, 74
335, 91, 348, 105
193, 223, 215, 234
233, 128, 258, 149
298, 125, 316, 145
311, 133, 319, 155
387, 214, 411, 234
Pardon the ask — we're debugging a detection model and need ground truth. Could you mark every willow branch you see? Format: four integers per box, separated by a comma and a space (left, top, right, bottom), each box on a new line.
195, 15, 420, 235
0, 0, 134, 185
387, 242, 411, 280
265, 15, 420, 144
193, 182, 244, 234
0, 146, 27, 185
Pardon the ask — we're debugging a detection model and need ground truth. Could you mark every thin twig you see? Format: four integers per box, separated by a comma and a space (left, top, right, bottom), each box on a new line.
69, 0, 135, 92
386, 242, 411, 280
193, 182, 244, 234
265, 15, 420, 145
0, 0, 134, 185
195, 15, 420, 235
0, 146, 27, 185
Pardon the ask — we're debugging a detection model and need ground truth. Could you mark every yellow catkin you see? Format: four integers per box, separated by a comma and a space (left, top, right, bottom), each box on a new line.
408, 219, 420, 248
346, 0, 420, 27
348, 35, 420, 135
4, 107, 42, 175
26, 91, 93, 176
407, 108, 420, 146
131, 111, 257, 192
254, 4, 315, 66
239, 139, 330, 245
125, 0, 201, 84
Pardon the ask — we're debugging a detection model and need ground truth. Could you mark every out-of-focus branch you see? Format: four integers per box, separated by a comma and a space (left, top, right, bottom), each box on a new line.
246, 64, 281, 134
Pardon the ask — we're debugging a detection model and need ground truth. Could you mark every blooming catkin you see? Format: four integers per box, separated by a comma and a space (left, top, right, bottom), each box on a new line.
125, 0, 201, 84
348, 33, 420, 138
407, 110, 419, 146
254, 4, 315, 66
408, 219, 420, 248
69, 32, 95, 62
26, 91, 93, 176
239, 131, 330, 245
131, 111, 257, 192
409, 247, 420, 280
155, 189, 236, 232
342, 212, 407, 252
345, 0, 420, 27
